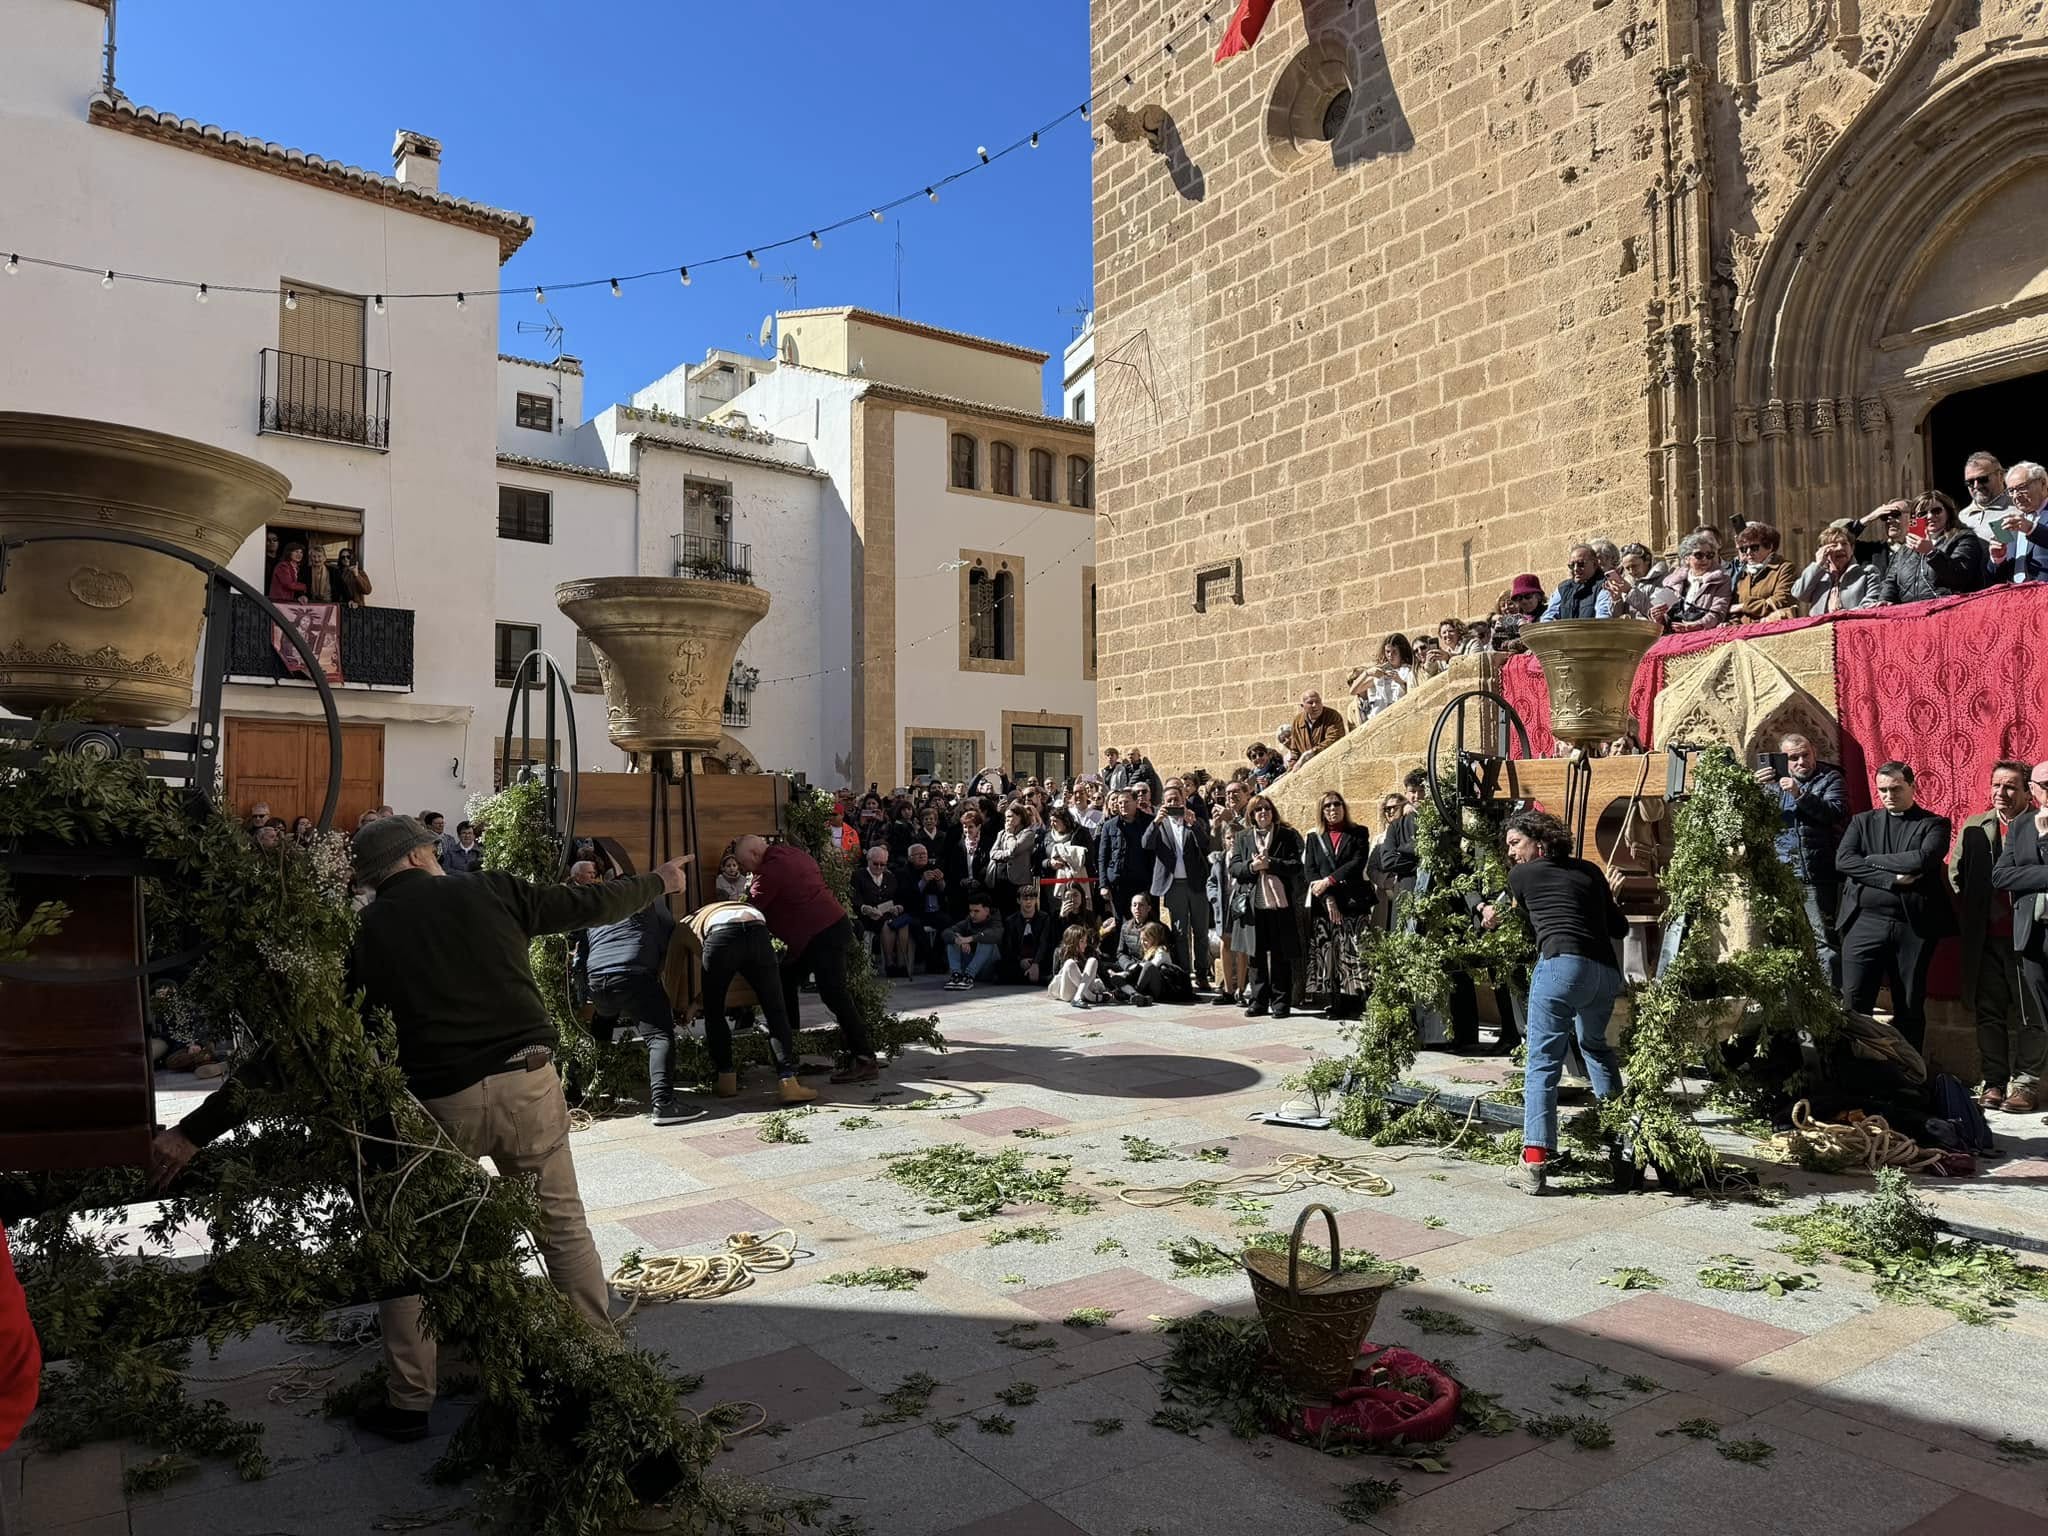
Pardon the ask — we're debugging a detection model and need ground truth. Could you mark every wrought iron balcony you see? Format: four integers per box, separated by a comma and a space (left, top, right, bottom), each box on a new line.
723, 662, 758, 729
671, 532, 753, 584
226, 593, 414, 689
258, 348, 392, 450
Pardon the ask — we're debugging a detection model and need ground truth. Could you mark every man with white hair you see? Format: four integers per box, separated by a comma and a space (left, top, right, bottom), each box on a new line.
1999, 461, 2048, 583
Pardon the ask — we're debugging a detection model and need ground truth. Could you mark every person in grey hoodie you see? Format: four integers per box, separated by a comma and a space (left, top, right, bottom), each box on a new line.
573, 861, 688, 1123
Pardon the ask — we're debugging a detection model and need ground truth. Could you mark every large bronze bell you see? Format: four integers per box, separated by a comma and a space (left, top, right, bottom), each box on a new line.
0, 413, 290, 726
1518, 618, 1661, 747
555, 576, 771, 755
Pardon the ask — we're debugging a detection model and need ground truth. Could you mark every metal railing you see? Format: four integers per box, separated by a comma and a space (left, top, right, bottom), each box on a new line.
671, 532, 753, 584
723, 664, 757, 728
258, 348, 392, 450
227, 592, 414, 688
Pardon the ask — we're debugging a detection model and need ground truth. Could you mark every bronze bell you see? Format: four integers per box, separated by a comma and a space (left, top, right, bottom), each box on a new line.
0, 413, 290, 726
555, 575, 770, 755
1517, 619, 1661, 748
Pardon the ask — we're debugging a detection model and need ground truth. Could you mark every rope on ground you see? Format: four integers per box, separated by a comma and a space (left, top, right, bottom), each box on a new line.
610, 1230, 805, 1311
1115, 1152, 1398, 1208
1768, 1099, 1947, 1175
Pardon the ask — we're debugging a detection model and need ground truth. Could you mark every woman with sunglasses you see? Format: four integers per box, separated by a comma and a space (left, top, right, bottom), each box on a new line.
1727, 521, 1798, 623
1657, 530, 1731, 633
1304, 791, 1371, 1019
331, 546, 374, 607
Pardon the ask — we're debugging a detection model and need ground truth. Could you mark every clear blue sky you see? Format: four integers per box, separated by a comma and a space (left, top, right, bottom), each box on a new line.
116, 1, 1097, 413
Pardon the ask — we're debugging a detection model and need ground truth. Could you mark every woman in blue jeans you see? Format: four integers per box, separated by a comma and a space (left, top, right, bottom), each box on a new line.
1481, 809, 1628, 1194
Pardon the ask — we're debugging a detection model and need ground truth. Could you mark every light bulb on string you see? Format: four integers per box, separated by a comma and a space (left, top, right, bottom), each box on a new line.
977, 145, 990, 163
609, 277, 622, 297
1121, 71, 1133, 85
809, 231, 821, 249
455, 292, 466, 310
195, 283, 209, 304
1164, 39, 1176, 55
1080, 102, 1091, 120
534, 285, 545, 303
746, 251, 759, 269
373, 294, 385, 314
101, 270, 114, 288
1030, 132, 1039, 148
3, 254, 16, 275
679, 266, 691, 286
870, 209, 884, 223
283, 288, 298, 310
926, 187, 938, 203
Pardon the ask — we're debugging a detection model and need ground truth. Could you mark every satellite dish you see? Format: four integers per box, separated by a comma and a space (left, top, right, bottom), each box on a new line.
757, 314, 775, 354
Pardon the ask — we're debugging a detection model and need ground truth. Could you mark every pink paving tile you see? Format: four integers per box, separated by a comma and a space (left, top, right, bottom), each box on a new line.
679, 1126, 778, 1159
681, 1345, 867, 1427
1556, 1294, 1804, 1373
1014, 1266, 1211, 1326
954, 1106, 1073, 1136
1895, 1494, 2048, 1536
1332, 1209, 1468, 1259
1176, 1014, 1257, 1029
1075, 1041, 1181, 1056
623, 1197, 776, 1248
941, 1507, 1092, 1536
1173, 1133, 1304, 1168
1233, 1043, 1315, 1064
1982, 1157, 2048, 1181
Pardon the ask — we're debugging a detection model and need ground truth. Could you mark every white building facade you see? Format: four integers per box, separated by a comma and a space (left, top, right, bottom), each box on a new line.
1, 0, 527, 827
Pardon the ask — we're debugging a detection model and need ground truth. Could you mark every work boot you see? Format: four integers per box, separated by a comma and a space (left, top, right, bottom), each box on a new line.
1504, 1154, 1548, 1195
778, 1075, 819, 1105
356, 1399, 431, 1443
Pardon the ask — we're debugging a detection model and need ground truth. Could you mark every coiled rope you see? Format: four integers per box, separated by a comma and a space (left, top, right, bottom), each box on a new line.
1768, 1099, 1947, 1175
1116, 1152, 1398, 1208
610, 1230, 805, 1309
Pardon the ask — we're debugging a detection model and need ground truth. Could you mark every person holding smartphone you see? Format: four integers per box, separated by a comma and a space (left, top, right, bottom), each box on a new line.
1901, 490, 1990, 595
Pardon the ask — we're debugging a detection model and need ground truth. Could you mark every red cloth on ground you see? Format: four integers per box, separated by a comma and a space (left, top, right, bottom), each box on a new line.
749, 843, 848, 955
1287, 1343, 1460, 1446
0, 1223, 40, 1451
1214, 0, 1282, 60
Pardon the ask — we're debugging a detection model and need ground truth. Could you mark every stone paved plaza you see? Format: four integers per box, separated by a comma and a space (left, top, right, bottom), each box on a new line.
9, 977, 2048, 1536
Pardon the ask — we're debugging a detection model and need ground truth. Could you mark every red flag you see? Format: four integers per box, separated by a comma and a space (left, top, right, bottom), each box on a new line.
1215, 0, 1282, 60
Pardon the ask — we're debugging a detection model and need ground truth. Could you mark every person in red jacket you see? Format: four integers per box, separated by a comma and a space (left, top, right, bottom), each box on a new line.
733, 835, 879, 1083
0, 1222, 39, 1452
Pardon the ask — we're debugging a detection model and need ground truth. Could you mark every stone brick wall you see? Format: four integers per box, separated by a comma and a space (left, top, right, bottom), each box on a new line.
1090, 0, 1670, 773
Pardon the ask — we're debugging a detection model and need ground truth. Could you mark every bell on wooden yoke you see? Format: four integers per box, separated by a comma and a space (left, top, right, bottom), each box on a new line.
555, 576, 772, 1006
0, 413, 293, 1173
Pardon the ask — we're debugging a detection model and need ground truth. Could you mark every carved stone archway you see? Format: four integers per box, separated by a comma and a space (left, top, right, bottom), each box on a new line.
1727, 40, 2048, 549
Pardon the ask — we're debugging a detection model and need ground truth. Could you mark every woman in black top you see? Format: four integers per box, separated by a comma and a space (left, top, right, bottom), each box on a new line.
1230, 794, 1306, 1017
1304, 791, 1372, 1019
1482, 809, 1628, 1193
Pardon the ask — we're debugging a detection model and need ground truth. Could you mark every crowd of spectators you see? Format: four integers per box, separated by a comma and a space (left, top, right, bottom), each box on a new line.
1308, 454, 2048, 737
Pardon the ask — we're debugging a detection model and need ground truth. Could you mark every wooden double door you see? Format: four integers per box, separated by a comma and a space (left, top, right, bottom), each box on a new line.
225, 717, 385, 829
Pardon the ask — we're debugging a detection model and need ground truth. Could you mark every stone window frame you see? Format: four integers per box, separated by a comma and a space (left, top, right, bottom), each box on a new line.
1081, 563, 1098, 681
958, 548, 1026, 676
902, 725, 987, 785
990, 439, 1018, 496
1192, 559, 1244, 613
1001, 709, 1087, 785
1264, 35, 1354, 174
1066, 453, 1094, 509
942, 417, 1090, 511
1028, 447, 1057, 502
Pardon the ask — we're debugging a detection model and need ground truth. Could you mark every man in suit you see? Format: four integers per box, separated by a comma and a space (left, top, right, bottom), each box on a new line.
1143, 781, 1212, 989
1835, 760, 1955, 1051
1990, 760, 2048, 1113
1755, 735, 1848, 987
1954, 761, 2039, 1111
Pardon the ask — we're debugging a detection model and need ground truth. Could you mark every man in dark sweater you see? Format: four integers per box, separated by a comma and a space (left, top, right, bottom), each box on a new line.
1001, 884, 1058, 985
573, 863, 687, 1125
1835, 760, 1955, 1050
156, 815, 685, 1442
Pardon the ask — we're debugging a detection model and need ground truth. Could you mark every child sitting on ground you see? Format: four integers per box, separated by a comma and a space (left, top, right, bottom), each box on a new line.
1108, 922, 1194, 1007
1048, 924, 1109, 1008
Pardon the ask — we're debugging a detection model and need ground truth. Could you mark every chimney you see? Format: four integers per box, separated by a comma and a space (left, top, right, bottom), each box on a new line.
391, 130, 442, 193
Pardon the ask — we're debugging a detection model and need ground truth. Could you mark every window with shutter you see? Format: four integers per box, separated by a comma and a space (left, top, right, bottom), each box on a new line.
967, 568, 996, 659
950, 433, 978, 490
495, 623, 541, 687
1029, 449, 1055, 501
991, 442, 1017, 496
1067, 455, 1093, 509
497, 486, 552, 543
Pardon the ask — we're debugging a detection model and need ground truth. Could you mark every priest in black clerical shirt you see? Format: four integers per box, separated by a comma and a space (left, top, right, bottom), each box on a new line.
1834, 760, 1956, 1050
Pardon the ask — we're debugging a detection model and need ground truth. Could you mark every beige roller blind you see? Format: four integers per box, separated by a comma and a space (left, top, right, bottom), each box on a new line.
279, 284, 365, 365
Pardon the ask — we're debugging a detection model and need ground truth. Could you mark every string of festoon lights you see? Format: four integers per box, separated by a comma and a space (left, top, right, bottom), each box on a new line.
0, 7, 1229, 309
749, 524, 1098, 690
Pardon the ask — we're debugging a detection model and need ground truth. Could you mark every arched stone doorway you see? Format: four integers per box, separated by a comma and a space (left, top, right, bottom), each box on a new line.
1923, 369, 2048, 489
1726, 42, 2048, 551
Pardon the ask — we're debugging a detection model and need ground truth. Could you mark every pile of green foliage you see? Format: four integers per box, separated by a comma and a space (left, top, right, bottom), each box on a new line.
1759, 1168, 2048, 1322
0, 749, 772, 1534
880, 1144, 1094, 1221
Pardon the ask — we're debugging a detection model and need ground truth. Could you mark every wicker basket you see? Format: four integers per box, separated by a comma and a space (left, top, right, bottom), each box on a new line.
1243, 1203, 1395, 1397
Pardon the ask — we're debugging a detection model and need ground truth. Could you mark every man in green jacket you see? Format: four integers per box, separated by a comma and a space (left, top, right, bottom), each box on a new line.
155, 815, 685, 1441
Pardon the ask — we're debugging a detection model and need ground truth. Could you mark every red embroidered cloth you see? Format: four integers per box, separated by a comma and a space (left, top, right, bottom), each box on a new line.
0, 1223, 38, 1451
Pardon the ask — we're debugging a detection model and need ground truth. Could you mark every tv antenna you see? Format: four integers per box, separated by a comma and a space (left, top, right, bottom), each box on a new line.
515, 309, 567, 356
1057, 304, 1093, 338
